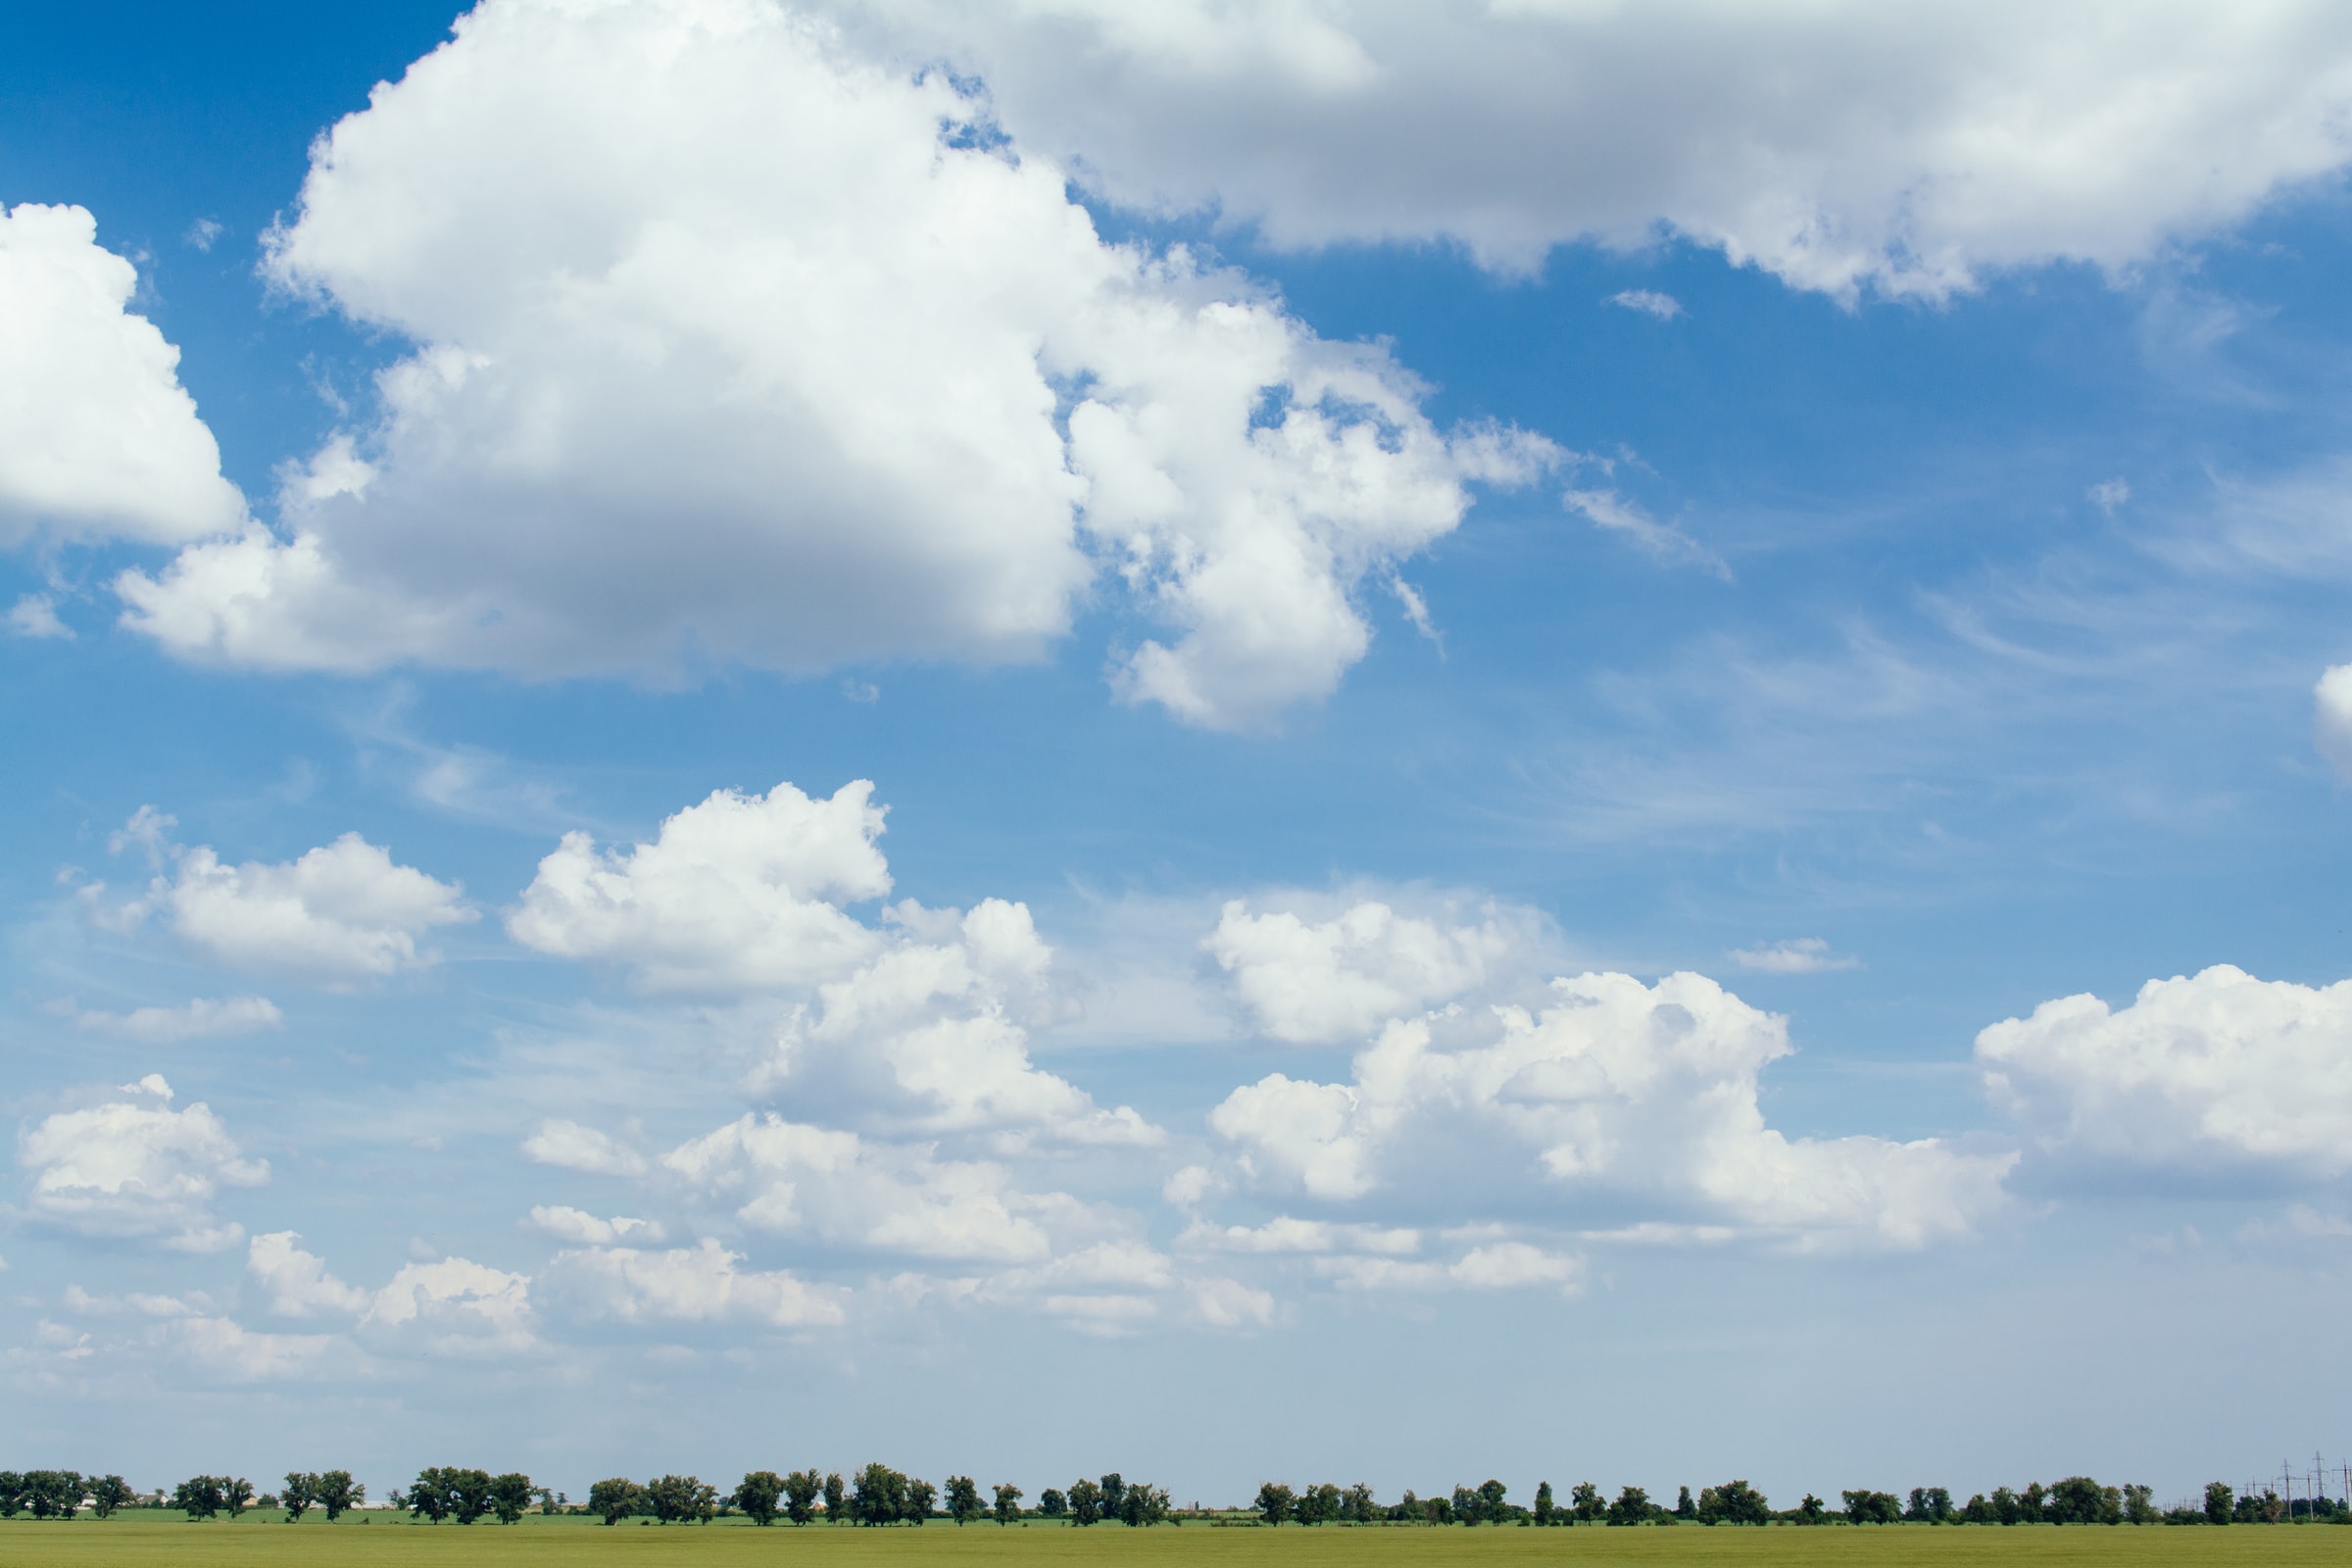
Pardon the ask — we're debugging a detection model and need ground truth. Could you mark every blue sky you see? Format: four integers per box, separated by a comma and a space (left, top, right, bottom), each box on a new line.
6, 0, 2352, 1511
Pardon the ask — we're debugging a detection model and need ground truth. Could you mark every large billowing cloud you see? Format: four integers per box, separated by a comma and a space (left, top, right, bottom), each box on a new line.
1204, 896, 1535, 1045
1201, 954, 2012, 1252
0, 203, 244, 545
820, 0, 2352, 297
1979, 964, 2352, 1181
18, 1077, 268, 1251
116, 0, 1549, 729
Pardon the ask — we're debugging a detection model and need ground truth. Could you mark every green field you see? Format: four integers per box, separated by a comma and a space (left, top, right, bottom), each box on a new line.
1, 1515, 2345, 1568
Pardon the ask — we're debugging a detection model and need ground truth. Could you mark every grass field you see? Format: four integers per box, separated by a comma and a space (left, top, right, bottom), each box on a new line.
1, 1514, 2346, 1568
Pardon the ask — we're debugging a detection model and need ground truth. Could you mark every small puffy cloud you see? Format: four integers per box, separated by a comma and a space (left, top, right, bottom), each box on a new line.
362, 1256, 535, 1354
1607, 289, 1683, 319
526, 1204, 663, 1246
541, 1238, 847, 1328
18, 1081, 267, 1250
247, 1231, 369, 1317
1178, 1216, 1420, 1256
1209, 970, 2013, 1250
508, 780, 890, 993
520, 1120, 649, 1178
8, 594, 70, 639
2316, 665, 2352, 782
0, 203, 244, 545
1727, 938, 1860, 975
61, 995, 282, 1044
1313, 1240, 1586, 1298
112, 0, 1544, 731
1979, 964, 2352, 1180
1205, 897, 1530, 1045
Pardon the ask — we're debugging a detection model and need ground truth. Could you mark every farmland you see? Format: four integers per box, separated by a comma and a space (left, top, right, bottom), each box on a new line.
0, 1514, 2344, 1568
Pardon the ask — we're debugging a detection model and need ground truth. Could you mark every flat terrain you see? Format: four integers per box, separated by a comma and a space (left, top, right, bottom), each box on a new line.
2, 1515, 2346, 1568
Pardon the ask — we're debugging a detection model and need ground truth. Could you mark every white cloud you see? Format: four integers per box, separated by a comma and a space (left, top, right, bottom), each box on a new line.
62, 995, 282, 1043
100, 817, 475, 983
1562, 487, 1730, 579
1727, 938, 1860, 975
8, 594, 70, 639
1314, 1240, 1585, 1298
2088, 477, 2132, 514
543, 1238, 848, 1328
1608, 289, 1683, 319
1979, 963, 2352, 1179
362, 1256, 536, 1354
171, 1315, 340, 1382
520, 1119, 649, 1178
1205, 897, 1526, 1045
116, 0, 1547, 731
1208, 969, 2013, 1250
1177, 1216, 1420, 1256
526, 1204, 663, 1246
820, 1, 2352, 298
0, 203, 244, 545
508, 780, 891, 993
247, 1231, 369, 1317
2316, 665, 2352, 782
18, 1085, 267, 1250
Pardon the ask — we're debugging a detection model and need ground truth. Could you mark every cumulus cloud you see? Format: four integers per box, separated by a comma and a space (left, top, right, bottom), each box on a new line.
1206, 897, 1528, 1045
1208, 970, 2013, 1250
526, 1204, 663, 1246
1979, 964, 2352, 1180
362, 1256, 536, 1354
18, 1078, 267, 1250
247, 1231, 369, 1317
0, 203, 244, 545
508, 780, 890, 993
541, 1237, 847, 1328
1727, 938, 1860, 975
116, 0, 1547, 730
1608, 289, 1684, 319
520, 1119, 649, 1178
2316, 665, 2352, 782
93, 814, 474, 983
61, 995, 283, 1043
1315, 1240, 1585, 1298
8, 594, 70, 639
819, 1, 2352, 298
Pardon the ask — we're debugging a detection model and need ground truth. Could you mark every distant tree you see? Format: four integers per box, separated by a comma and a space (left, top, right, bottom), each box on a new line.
648, 1476, 717, 1525
25, 1472, 84, 1519
1100, 1474, 1126, 1521
283, 1473, 317, 1524
2237, 1490, 2285, 1524
2204, 1483, 2233, 1526
1124, 1485, 1171, 1527
315, 1473, 360, 1522
1675, 1486, 1695, 1520
1570, 1483, 1604, 1524
783, 1471, 823, 1526
1423, 1493, 1454, 1526
173, 1476, 227, 1522
1960, 1494, 1994, 1524
1069, 1478, 1105, 1526
1841, 1491, 1901, 1525
1346, 1484, 1378, 1524
1254, 1482, 1294, 1526
992, 1483, 1024, 1525
945, 1476, 983, 1525
1904, 1487, 1953, 1524
906, 1478, 937, 1521
1534, 1482, 1556, 1526
407, 1470, 452, 1524
2042, 1477, 2116, 1526
489, 1474, 534, 1525
1037, 1488, 1066, 1519
1297, 1484, 1341, 1525
1991, 1486, 2021, 1526
224, 1478, 255, 1518
0, 1473, 21, 1519
538, 1488, 558, 1516
852, 1464, 909, 1527
1606, 1487, 1651, 1526
2020, 1482, 2046, 1522
89, 1476, 133, 1520
2123, 1485, 2156, 1525
735, 1472, 784, 1526
1793, 1494, 1828, 1526
1479, 1480, 1509, 1523
822, 1472, 846, 1523
1451, 1486, 1481, 1525
587, 1478, 644, 1526
449, 1470, 493, 1525
1699, 1481, 1771, 1526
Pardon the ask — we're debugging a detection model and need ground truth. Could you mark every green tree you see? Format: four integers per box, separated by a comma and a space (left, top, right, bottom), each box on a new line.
2204, 1482, 2233, 1526
945, 1475, 983, 1524
2122, 1485, 2156, 1525
1298, 1483, 1341, 1525
2021, 1482, 2046, 1522
315, 1472, 360, 1522
1346, 1483, 1378, 1524
1479, 1480, 1509, 1523
1841, 1490, 1901, 1525
406, 1469, 450, 1524
89, 1476, 133, 1520
448, 1470, 492, 1525
25, 1472, 84, 1519
1793, 1494, 1828, 1525
852, 1463, 909, 1526
0, 1474, 21, 1519
735, 1471, 784, 1526
2043, 1477, 2119, 1526
489, 1474, 534, 1525
1905, 1487, 1953, 1523
1699, 1481, 1771, 1526
1961, 1494, 1994, 1524
647, 1475, 717, 1524
783, 1470, 823, 1526
1606, 1486, 1652, 1527
173, 1477, 226, 1521
906, 1478, 937, 1522
992, 1483, 1024, 1525
587, 1478, 644, 1526
1037, 1488, 1066, 1518
1253, 1482, 1294, 1526
1675, 1485, 1695, 1520
1100, 1474, 1126, 1520
1122, 1483, 1171, 1527
1533, 1483, 1556, 1526
1991, 1486, 2022, 1525
822, 1472, 846, 1523
224, 1478, 254, 1518
1570, 1483, 1603, 1523
282, 1473, 317, 1524
1069, 1478, 1105, 1526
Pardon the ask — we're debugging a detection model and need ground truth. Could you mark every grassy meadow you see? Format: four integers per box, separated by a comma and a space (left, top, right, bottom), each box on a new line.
1, 1513, 2346, 1568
